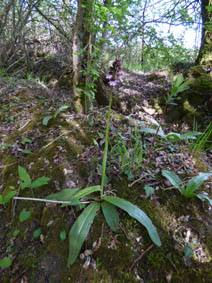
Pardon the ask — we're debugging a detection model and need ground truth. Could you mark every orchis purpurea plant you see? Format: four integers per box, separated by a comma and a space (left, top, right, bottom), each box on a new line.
166, 73, 191, 106
162, 170, 212, 203
13, 59, 161, 267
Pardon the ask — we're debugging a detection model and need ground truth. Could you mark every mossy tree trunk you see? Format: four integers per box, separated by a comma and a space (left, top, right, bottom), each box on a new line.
72, 0, 94, 113
196, 0, 212, 65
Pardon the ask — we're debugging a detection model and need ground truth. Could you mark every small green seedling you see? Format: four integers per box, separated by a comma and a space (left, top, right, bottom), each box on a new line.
162, 170, 212, 202
0, 191, 17, 205
43, 105, 69, 126
18, 166, 50, 191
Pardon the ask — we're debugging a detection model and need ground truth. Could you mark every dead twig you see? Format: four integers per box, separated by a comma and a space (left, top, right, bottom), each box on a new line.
129, 244, 154, 272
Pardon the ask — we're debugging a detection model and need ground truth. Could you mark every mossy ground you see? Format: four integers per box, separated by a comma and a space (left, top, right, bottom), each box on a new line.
1, 69, 212, 282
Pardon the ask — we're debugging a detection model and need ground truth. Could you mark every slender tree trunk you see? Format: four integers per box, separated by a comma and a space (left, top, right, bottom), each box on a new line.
72, 0, 94, 113
196, 0, 212, 65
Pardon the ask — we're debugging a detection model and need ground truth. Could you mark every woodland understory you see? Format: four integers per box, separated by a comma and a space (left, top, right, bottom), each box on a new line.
1, 0, 212, 282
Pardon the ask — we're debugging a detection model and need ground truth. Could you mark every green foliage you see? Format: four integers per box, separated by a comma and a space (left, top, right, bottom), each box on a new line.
68, 202, 100, 266
111, 129, 144, 180
166, 73, 191, 105
0, 191, 17, 205
162, 170, 212, 199
19, 209, 31, 222
144, 185, 155, 198
101, 201, 119, 232
18, 166, 50, 191
0, 257, 12, 269
33, 229, 42, 239
139, 118, 201, 143
42, 105, 69, 126
60, 230, 67, 241
103, 196, 161, 247
192, 121, 212, 153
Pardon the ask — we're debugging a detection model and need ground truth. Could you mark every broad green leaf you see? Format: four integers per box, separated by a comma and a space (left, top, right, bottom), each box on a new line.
197, 193, 212, 206
2, 191, 17, 204
140, 127, 165, 138
53, 105, 69, 119
47, 188, 80, 201
60, 230, 67, 241
162, 170, 183, 189
19, 209, 31, 222
0, 257, 12, 268
43, 116, 52, 126
68, 202, 100, 266
30, 177, 51, 189
0, 195, 3, 204
18, 166, 31, 189
185, 173, 212, 197
180, 131, 202, 140
101, 201, 119, 232
33, 229, 42, 238
71, 186, 101, 201
103, 196, 161, 247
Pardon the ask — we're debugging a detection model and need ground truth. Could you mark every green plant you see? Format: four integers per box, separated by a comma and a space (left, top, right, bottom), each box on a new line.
162, 170, 212, 201
166, 73, 190, 105
0, 143, 13, 151
192, 121, 212, 153
139, 118, 201, 143
18, 166, 50, 192
111, 129, 144, 180
42, 105, 70, 126
14, 59, 161, 267
0, 257, 12, 269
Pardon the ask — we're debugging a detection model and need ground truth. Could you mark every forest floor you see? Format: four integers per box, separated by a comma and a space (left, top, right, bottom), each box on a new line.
1, 65, 212, 282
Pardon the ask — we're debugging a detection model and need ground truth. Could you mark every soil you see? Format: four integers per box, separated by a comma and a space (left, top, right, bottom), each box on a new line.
1, 66, 212, 282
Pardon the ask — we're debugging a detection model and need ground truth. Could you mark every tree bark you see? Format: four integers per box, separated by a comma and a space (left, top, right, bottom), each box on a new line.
196, 0, 212, 65
72, 0, 94, 113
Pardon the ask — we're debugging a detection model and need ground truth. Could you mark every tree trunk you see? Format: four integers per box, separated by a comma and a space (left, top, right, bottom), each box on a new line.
72, 0, 94, 113
196, 0, 212, 65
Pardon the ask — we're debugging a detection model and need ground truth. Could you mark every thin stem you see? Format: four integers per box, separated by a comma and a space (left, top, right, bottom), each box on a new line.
13, 196, 91, 205
100, 90, 113, 198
